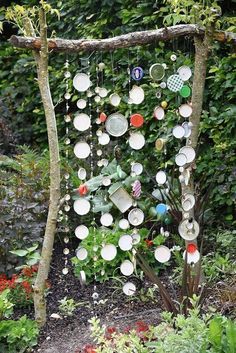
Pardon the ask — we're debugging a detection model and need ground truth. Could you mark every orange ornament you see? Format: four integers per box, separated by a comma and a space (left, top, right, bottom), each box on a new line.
187, 243, 197, 253
77, 184, 89, 196
130, 113, 144, 128
99, 112, 107, 122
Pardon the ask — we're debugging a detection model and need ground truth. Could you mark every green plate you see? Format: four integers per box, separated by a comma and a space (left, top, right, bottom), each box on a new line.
149, 64, 165, 81
180, 85, 191, 98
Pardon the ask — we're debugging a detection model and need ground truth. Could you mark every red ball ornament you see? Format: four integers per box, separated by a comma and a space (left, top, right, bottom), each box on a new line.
187, 243, 197, 254
99, 112, 107, 122
77, 184, 89, 196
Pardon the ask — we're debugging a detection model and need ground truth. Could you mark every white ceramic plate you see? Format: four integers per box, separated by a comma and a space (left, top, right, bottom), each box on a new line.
109, 93, 121, 107
128, 132, 145, 150
105, 113, 128, 137
154, 245, 171, 263
78, 168, 87, 180
167, 74, 183, 92
178, 219, 200, 240
179, 146, 196, 163
155, 170, 167, 185
119, 219, 130, 230
175, 153, 187, 166
73, 73, 91, 92
73, 113, 91, 131
128, 208, 144, 226
129, 85, 145, 104
154, 106, 165, 120
76, 99, 87, 109
123, 282, 136, 296
98, 133, 110, 145
100, 213, 113, 227
73, 199, 91, 215
131, 162, 143, 175
132, 232, 141, 244
75, 225, 89, 239
120, 260, 134, 276
182, 122, 192, 138
102, 177, 111, 186
177, 66, 192, 81
183, 249, 200, 264
74, 142, 91, 159
101, 244, 117, 261
182, 193, 195, 211
118, 235, 133, 251
76, 247, 88, 261
179, 104, 193, 118
99, 87, 108, 98
173, 125, 185, 139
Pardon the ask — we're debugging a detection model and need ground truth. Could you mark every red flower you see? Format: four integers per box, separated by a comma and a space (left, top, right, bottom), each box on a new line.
77, 184, 89, 196
187, 243, 197, 254
82, 344, 96, 353
135, 321, 149, 332
145, 239, 154, 247
105, 326, 117, 340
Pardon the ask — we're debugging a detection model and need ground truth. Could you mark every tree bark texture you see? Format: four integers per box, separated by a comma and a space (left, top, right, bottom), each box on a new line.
9, 24, 236, 52
24, 9, 61, 327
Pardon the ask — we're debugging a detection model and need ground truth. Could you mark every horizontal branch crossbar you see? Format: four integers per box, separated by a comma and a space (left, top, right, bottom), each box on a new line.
9, 24, 236, 52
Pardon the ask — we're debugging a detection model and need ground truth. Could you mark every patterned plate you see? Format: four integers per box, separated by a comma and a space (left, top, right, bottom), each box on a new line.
167, 74, 183, 92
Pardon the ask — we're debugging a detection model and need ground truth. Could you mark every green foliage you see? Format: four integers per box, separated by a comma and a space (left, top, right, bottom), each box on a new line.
208, 316, 236, 353
10, 243, 41, 269
0, 316, 39, 353
58, 296, 78, 316
0, 289, 14, 320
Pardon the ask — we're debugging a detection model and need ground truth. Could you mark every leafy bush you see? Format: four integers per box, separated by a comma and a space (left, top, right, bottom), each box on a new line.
0, 147, 49, 274
87, 304, 236, 353
58, 296, 78, 316
0, 289, 14, 319
0, 315, 39, 353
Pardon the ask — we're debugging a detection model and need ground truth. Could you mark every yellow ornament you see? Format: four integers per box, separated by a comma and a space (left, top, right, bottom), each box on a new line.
161, 101, 168, 109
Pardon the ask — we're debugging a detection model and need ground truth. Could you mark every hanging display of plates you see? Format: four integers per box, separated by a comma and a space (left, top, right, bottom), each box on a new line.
130, 113, 144, 128
73, 113, 91, 131
77, 99, 87, 109
100, 213, 113, 227
167, 74, 183, 92
177, 66, 192, 81
128, 208, 144, 226
155, 170, 167, 185
183, 249, 200, 264
109, 93, 121, 107
128, 132, 145, 150
118, 234, 133, 251
154, 106, 165, 120
75, 225, 89, 239
101, 244, 117, 261
149, 63, 165, 81
120, 260, 134, 276
131, 67, 144, 81
73, 73, 91, 92
180, 85, 191, 98
131, 162, 143, 175
175, 153, 187, 167
78, 168, 87, 180
172, 125, 185, 139
76, 247, 88, 260
154, 245, 171, 263
119, 219, 130, 230
74, 141, 91, 159
98, 132, 110, 145
105, 113, 128, 137
74, 199, 91, 215
109, 186, 133, 213
179, 104, 193, 118
123, 282, 136, 296
178, 219, 200, 241
179, 146, 196, 163
129, 85, 145, 104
